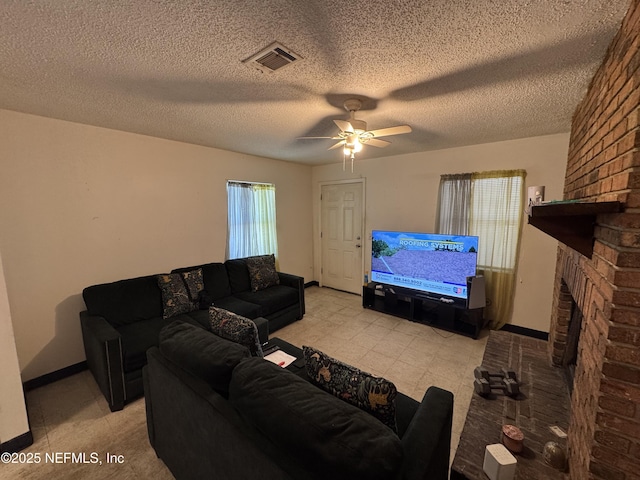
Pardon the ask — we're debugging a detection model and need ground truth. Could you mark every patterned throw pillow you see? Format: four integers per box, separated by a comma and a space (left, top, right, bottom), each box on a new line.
209, 306, 264, 357
180, 268, 204, 302
157, 273, 197, 319
303, 345, 398, 432
246, 254, 280, 292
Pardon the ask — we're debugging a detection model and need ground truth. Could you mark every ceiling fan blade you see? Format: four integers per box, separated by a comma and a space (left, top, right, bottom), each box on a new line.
365, 138, 391, 148
328, 141, 346, 150
297, 136, 336, 139
368, 125, 412, 137
334, 119, 354, 132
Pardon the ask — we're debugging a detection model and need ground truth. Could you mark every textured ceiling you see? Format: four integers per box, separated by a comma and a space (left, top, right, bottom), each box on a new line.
0, 1, 630, 165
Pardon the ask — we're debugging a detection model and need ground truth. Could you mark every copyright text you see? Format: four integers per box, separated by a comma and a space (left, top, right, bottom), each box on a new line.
1, 451, 125, 465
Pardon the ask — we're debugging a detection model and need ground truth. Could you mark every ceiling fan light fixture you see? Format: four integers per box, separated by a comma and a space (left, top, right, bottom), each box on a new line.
350, 119, 367, 132
299, 97, 411, 172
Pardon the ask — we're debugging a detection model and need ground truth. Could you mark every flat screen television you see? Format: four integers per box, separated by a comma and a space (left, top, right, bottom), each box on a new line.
370, 230, 479, 301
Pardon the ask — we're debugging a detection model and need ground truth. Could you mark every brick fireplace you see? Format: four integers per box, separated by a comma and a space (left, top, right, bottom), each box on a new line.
547, 1, 640, 478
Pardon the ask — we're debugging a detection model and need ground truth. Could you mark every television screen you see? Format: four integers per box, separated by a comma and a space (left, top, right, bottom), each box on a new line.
370, 230, 479, 300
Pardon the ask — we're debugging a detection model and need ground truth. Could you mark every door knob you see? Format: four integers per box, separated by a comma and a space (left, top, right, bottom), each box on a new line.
356, 244, 362, 248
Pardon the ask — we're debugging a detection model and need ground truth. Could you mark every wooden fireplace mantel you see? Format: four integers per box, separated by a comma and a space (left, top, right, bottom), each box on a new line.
527, 201, 623, 258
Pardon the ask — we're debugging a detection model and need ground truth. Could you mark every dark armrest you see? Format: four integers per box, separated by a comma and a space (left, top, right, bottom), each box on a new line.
80, 311, 125, 411
253, 316, 269, 345
277, 272, 305, 317
400, 386, 454, 480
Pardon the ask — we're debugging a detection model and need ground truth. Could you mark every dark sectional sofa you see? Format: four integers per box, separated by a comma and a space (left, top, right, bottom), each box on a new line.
144, 321, 454, 480
80, 256, 305, 411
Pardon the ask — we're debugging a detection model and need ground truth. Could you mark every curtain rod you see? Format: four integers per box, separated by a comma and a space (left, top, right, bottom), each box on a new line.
227, 180, 275, 186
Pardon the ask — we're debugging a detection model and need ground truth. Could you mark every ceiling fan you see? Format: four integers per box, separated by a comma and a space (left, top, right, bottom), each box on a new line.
299, 98, 412, 171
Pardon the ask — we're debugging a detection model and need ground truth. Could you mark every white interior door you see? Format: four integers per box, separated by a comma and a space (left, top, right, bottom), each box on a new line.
321, 182, 364, 294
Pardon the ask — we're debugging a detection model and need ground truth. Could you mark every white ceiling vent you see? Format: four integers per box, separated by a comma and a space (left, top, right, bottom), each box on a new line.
243, 42, 302, 73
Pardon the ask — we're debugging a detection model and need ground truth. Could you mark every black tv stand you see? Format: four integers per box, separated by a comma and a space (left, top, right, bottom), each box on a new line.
362, 283, 486, 339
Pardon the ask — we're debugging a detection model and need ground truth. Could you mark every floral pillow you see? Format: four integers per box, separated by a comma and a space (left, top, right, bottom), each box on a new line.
303, 345, 398, 433
180, 268, 204, 302
246, 254, 280, 292
157, 273, 197, 319
209, 306, 263, 357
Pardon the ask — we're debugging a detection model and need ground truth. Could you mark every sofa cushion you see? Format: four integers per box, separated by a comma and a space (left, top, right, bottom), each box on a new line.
157, 273, 197, 319
229, 357, 403, 480
246, 254, 280, 292
172, 263, 231, 300
234, 285, 298, 317
184, 309, 211, 329
117, 316, 172, 372
213, 296, 262, 319
209, 307, 263, 357
158, 320, 250, 396
303, 346, 398, 432
82, 275, 163, 327
206, 297, 262, 320
224, 258, 252, 294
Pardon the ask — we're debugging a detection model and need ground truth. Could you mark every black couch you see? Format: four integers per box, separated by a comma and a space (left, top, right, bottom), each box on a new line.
144, 321, 454, 480
80, 256, 305, 411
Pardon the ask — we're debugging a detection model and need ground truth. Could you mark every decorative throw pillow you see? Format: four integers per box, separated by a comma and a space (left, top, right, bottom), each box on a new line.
157, 273, 196, 319
303, 345, 398, 432
209, 306, 264, 357
180, 268, 204, 302
246, 254, 280, 292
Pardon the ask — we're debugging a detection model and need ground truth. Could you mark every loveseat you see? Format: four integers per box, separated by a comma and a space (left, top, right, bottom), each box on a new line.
144, 321, 454, 480
80, 255, 304, 411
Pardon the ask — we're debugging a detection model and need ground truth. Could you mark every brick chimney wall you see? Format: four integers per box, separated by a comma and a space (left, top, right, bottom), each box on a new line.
548, 1, 640, 478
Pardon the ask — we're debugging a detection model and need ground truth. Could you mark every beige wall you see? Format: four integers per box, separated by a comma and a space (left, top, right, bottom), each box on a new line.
0, 109, 313, 381
0, 250, 30, 445
311, 133, 569, 332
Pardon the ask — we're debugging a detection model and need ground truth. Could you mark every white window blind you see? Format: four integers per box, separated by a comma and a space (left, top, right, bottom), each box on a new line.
227, 181, 278, 259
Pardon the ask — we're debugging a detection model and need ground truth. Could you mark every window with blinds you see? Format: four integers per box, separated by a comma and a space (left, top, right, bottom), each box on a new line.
469, 173, 524, 270
226, 181, 278, 260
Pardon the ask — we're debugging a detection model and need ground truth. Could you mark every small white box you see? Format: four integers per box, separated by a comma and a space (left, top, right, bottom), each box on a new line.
483, 443, 517, 480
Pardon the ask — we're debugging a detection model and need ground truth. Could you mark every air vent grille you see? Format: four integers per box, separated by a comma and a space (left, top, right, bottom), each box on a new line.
243, 42, 302, 73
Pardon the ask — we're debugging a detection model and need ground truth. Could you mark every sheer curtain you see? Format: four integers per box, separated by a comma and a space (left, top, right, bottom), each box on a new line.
436, 170, 525, 329
227, 181, 278, 260
469, 170, 525, 329
436, 173, 471, 235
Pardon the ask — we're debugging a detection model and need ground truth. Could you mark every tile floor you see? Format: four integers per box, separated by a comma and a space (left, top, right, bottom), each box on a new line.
6, 286, 488, 479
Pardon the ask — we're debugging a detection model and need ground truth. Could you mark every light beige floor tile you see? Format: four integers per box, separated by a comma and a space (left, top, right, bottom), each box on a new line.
371, 339, 405, 360
356, 349, 396, 377
331, 343, 370, 366
363, 323, 393, 339
373, 315, 404, 330
348, 332, 381, 351
384, 360, 426, 395
398, 346, 436, 368
393, 320, 431, 336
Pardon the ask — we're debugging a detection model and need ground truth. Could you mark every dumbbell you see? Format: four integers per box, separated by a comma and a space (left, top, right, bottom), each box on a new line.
473, 366, 520, 397
474, 376, 520, 397
474, 366, 517, 383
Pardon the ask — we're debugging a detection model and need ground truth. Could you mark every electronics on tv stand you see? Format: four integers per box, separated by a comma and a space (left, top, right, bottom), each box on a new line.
375, 284, 395, 294
415, 292, 454, 303
376, 284, 455, 304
